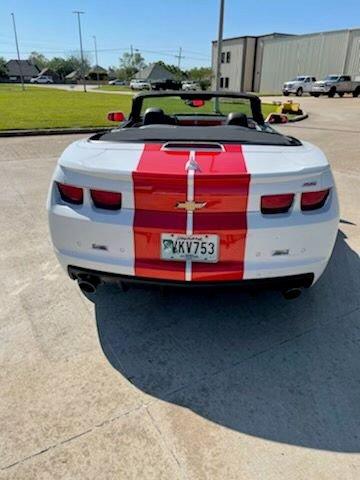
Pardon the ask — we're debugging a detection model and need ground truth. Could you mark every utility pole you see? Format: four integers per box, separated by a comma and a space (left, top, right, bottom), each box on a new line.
92, 35, 100, 88
215, 0, 225, 92
11, 13, 25, 91
73, 11, 86, 92
175, 47, 184, 69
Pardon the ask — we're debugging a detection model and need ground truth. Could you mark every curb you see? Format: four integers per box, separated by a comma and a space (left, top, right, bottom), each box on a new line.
0, 126, 112, 137
288, 113, 309, 123
0, 112, 309, 137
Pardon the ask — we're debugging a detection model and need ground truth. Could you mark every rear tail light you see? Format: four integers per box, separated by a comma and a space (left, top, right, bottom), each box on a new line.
57, 182, 83, 205
261, 193, 294, 214
301, 189, 330, 211
90, 189, 122, 210
107, 111, 125, 122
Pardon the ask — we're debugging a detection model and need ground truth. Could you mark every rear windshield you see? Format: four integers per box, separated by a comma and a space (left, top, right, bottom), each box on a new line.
140, 96, 253, 118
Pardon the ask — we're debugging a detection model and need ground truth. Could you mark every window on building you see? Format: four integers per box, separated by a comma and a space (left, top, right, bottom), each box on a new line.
220, 77, 224, 88
225, 77, 229, 88
221, 52, 225, 63
226, 51, 231, 63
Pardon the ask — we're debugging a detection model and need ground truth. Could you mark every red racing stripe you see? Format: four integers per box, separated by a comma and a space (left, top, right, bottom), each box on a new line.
132, 144, 188, 280
192, 144, 250, 281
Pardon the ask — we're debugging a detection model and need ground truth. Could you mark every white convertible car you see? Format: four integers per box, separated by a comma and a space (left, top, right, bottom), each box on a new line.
47, 92, 339, 299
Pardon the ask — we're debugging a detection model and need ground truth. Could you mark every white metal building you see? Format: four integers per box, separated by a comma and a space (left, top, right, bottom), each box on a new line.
212, 28, 360, 92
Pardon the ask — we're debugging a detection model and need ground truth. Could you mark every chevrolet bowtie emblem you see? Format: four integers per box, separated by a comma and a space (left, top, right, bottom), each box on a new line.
176, 200, 207, 212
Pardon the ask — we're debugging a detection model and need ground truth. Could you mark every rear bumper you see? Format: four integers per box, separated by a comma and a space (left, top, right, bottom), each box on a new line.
282, 88, 298, 94
311, 87, 329, 94
68, 265, 314, 290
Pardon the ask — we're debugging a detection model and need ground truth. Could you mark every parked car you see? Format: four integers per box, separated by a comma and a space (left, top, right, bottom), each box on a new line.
130, 79, 151, 90
310, 75, 360, 97
151, 79, 182, 91
108, 79, 126, 86
30, 75, 54, 84
47, 91, 339, 300
282, 76, 316, 96
182, 80, 201, 91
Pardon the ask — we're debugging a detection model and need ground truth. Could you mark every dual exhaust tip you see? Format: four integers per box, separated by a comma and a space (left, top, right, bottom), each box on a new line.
78, 276, 100, 294
282, 287, 302, 300
77, 275, 303, 300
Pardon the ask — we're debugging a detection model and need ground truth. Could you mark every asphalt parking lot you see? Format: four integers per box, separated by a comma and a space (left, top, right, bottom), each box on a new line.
0, 96, 359, 479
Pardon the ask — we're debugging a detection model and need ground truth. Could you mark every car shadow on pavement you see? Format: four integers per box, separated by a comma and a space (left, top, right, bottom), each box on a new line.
94, 230, 360, 452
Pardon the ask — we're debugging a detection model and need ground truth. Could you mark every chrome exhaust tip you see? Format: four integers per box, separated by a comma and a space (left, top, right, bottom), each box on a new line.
78, 276, 100, 294
282, 287, 302, 300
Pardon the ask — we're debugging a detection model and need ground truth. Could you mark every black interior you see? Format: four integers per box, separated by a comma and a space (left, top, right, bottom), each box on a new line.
143, 108, 177, 126
94, 126, 301, 146
226, 112, 249, 128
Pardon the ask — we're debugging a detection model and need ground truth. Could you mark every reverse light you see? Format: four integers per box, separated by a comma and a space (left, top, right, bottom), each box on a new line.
261, 193, 294, 214
57, 182, 83, 205
90, 189, 122, 210
301, 189, 330, 211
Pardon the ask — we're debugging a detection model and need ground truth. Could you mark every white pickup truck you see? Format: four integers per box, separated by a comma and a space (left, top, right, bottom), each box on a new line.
310, 75, 360, 97
282, 76, 317, 96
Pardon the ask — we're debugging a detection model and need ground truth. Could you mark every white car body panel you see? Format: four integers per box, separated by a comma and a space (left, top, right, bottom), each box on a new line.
48, 137, 339, 287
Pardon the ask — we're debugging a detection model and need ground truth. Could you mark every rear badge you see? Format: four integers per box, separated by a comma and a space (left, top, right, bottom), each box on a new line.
272, 249, 289, 256
176, 200, 207, 212
92, 243, 108, 251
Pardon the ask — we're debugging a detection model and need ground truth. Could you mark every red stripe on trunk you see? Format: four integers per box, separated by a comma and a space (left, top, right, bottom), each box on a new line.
192, 144, 250, 281
133, 144, 188, 280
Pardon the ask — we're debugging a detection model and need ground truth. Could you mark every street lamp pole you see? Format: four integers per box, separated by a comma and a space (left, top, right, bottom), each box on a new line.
73, 11, 86, 92
92, 35, 100, 88
11, 13, 25, 91
214, 0, 225, 112
215, 0, 225, 92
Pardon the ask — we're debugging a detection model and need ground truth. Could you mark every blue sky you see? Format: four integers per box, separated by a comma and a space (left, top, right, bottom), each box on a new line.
1, 0, 359, 69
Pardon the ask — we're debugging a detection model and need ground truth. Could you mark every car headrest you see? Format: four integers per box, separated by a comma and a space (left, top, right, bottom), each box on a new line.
143, 107, 167, 125
226, 112, 248, 128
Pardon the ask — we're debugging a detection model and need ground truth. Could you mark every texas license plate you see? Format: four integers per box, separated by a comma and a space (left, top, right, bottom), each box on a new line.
161, 234, 219, 263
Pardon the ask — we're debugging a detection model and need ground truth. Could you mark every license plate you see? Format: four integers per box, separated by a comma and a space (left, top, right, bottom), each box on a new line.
161, 234, 219, 263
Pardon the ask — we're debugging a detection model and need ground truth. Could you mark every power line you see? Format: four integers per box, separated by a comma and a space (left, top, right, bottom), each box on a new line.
0, 45, 210, 58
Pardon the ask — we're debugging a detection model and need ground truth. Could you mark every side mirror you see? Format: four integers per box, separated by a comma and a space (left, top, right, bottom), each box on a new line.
265, 113, 288, 124
107, 111, 125, 122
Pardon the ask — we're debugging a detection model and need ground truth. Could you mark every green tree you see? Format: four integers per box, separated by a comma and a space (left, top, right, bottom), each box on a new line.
0, 57, 7, 78
156, 61, 187, 79
28, 51, 48, 69
119, 51, 146, 80
185, 66, 213, 90
66, 54, 91, 72
47, 55, 91, 80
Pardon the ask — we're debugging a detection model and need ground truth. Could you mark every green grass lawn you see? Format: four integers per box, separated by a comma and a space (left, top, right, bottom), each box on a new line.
97, 85, 133, 92
0, 84, 279, 130
0, 84, 132, 130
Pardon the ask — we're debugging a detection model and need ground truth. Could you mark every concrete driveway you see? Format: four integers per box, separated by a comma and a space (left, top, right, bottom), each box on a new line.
0, 97, 359, 479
